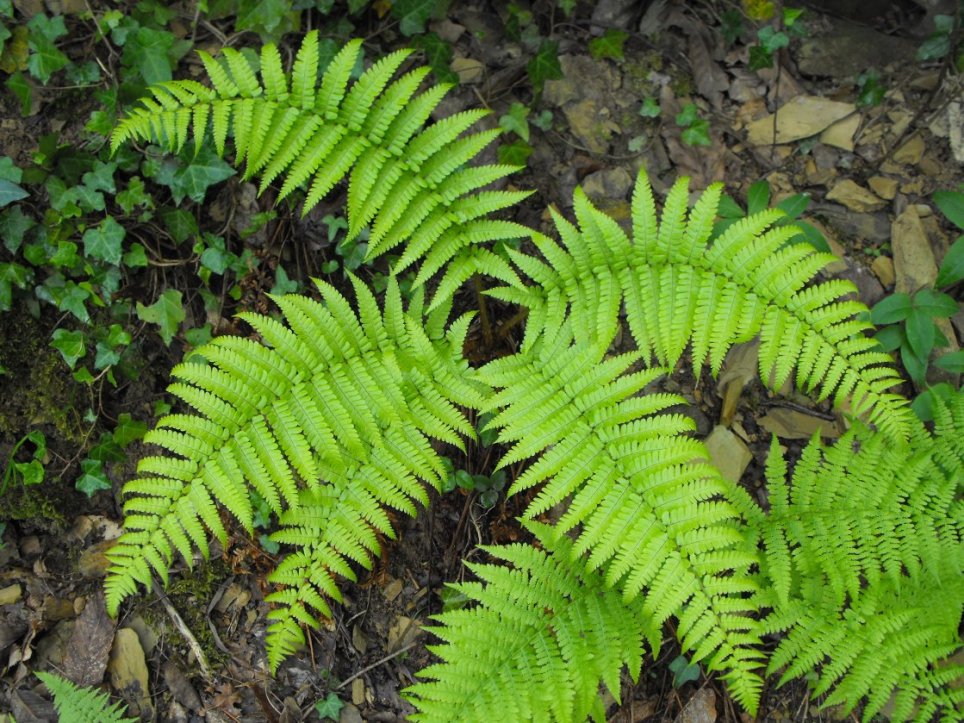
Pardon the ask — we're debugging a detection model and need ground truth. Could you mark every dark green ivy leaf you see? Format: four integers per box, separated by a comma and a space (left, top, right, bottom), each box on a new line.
527, 40, 563, 93
82, 217, 126, 265
136, 288, 185, 345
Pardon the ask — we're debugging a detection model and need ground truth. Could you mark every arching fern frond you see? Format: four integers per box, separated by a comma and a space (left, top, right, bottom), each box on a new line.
36, 672, 136, 723
744, 396, 964, 722
490, 171, 913, 438
111, 32, 530, 302
475, 327, 765, 712
104, 278, 487, 670
405, 522, 651, 722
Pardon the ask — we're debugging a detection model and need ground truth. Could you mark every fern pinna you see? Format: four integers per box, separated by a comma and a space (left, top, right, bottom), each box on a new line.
112, 31, 530, 306
107, 32, 963, 722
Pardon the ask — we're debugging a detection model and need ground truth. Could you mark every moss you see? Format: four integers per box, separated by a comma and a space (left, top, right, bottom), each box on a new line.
0, 312, 86, 444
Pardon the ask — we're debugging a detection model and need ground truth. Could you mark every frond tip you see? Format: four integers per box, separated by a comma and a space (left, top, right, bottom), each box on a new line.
405, 522, 650, 722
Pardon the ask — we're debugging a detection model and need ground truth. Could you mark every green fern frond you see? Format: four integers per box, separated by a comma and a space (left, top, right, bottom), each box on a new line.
112, 33, 532, 304
475, 327, 765, 711
492, 171, 913, 438
747, 401, 964, 721
36, 671, 136, 723
105, 278, 486, 670
405, 522, 651, 722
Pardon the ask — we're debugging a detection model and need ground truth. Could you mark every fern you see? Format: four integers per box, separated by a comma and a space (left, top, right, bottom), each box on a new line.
105, 34, 964, 722
111, 32, 530, 304
489, 173, 914, 438
470, 326, 764, 710
405, 521, 650, 722
742, 393, 964, 721
36, 672, 136, 723
104, 277, 486, 670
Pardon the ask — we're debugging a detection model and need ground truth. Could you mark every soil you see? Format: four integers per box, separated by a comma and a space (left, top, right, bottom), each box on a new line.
1, 1, 962, 722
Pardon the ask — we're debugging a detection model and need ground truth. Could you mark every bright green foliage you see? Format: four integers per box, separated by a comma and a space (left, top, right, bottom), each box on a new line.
406, 522, 650, 722
744, 393, 964, 721
36, 671, 136, 723
104, 277, 486, 670
107, 34, 962, 721
475, 331, 764, 710
111, 32, 531, 305
491, 172, 913, 438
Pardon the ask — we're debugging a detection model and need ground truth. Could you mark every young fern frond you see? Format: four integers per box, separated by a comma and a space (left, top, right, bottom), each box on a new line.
104, 278, 486, 670
36, 672, 136, 723
475, 327, 765, 712
743, 396, 964, 722
489, 171, 913, 438
405, 522, 651, 722
111, 32, 530, 304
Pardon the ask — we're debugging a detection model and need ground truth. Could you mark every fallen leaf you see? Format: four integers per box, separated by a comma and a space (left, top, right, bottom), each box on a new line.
759, 408, 842, 439
745, 95, 855, 146
62, 592, 113, 687
705, 426, 753, 483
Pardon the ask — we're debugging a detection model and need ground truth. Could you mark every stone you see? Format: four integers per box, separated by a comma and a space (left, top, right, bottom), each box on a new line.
868, 175, 899, 200
745, 96, 855, 146
893, 135, 925, 165
759, 408, 842, 440
796, 21, 916, 79
340, 703, 364, 723
819, 113, 860, 151
581, 167, 633, 200
450, 57, 483, 84
675, 687, 717, 723
825, 180, 886, 213
0, 584, 21, 605
892, 206, 939, 293
871, 255, 896, 287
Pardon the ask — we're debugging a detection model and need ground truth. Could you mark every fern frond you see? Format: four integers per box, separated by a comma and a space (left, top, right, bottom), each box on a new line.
36, 672, 136, 723
112, 33, 534, 305
747, 399, 964, 721
496, 171, 913, 438
105, 279, 486, 671
476, 328, 765, 711
405, 522, 651, 722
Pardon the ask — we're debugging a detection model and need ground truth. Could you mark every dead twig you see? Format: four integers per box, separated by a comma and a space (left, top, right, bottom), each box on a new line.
152, 579, 213, 681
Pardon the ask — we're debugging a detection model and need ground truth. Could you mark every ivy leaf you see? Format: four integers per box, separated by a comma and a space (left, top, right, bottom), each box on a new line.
314, 693, 344, 721
26, 14, 68, 84
82, 217, 126, 265
499, 102, 530, 142
113, 413, 147, 447
0, 178, 27, 208
167, 146, 235, 204
638, 96, 661, 118
497, 139, 533, 166
527, 40, 563, 93
0, 155, 22, 183
76, 458, 111, 498
0, 207, 36, 253
588, 29, 629, 60
414, 32, 458, 84
392, 0, 449, 36
51, 328, 86, 369
680, 119, 712, 147
136, 289, 185, 345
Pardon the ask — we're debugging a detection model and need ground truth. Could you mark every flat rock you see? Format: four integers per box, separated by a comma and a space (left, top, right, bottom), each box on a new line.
745, 96, 855, 146
674, 687, 717, 723
868, 175, 899, 200
811, 203, 891, 244
825, 179, 886, 212
705, 425, 753, 483
796, 21, 916, 79
819, 113, 860, 151
893, 135, 926, 165
892, 206, 939, 293
872, 255, 896, 288
582, 167, 633, 200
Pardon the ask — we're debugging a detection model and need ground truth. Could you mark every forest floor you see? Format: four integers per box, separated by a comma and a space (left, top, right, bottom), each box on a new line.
0, 0, 962, 722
